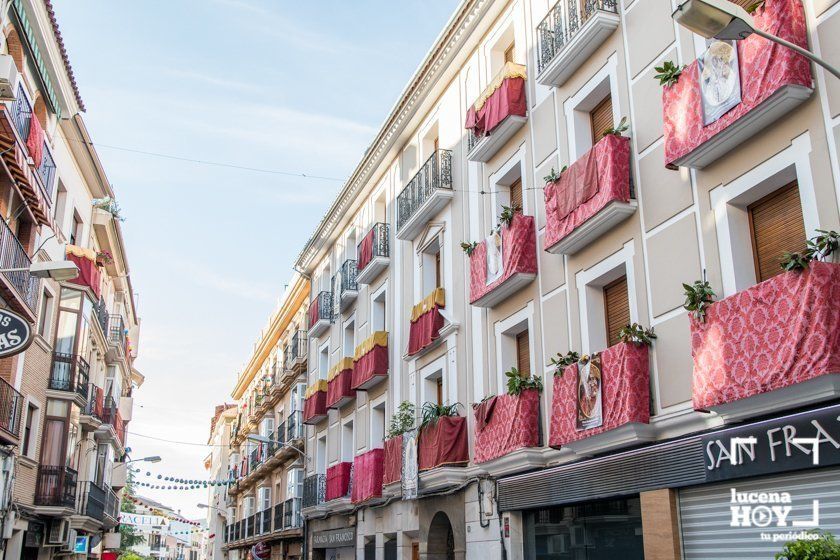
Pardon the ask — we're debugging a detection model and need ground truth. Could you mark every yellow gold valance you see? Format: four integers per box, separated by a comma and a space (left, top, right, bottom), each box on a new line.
305, 380, 328, 398
353, 331, 389, 361
66, 244, 97, 261
473, 62, 527, 112
410, 287, 446, 323
328, 357, 355, 381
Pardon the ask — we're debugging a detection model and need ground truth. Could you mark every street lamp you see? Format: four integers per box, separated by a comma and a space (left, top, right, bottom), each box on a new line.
197, 503, 226, 515
672, 0, 840, 80
0, 260, 80, 281
127, 455, 162, 463
246, 434, 307, 460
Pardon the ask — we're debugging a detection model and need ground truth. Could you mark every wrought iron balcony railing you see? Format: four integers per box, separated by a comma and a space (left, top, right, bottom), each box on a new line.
303, 474, 326, 508
0, 377, 23, 439
284, 497, 302, 528
311, 291, 333, 325
284, 330, 308, 370
84, 384, 105, 420
77, 480, 107, 521
49, 352, 90, 398
396, 149, 453, 232
259, 508, 271, 534
10, 83, 32, 143
0, 213, 38, 312
101, 396, 126, 446
358, 222, 390, 264
339, 259, 358, 297
107, 314, 126, 350
35, 465, 77, 508
287, 410, 303, 441
537, 0, 618, 73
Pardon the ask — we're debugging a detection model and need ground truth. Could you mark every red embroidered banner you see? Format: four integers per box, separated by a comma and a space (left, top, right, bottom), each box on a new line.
383, 435, 403, 486
474, 389, 540, 464
358, 227, 376, 273
26, 114, 44, 168
325, 461, 352, 501
407, 306, 444, 356
469, 214, 537, 304
351, 448, 384, 504
67, 251, 102, 299
549, 342, 650, 447
465, 77, 527, 137
352, 344, 388, 389
418, 416, 469, 471
308, 301, 321, 329
544, 135, 630, 252
662, 0, 811, 168
691, 262, 840, 411
326, 368, 355, 410
302, 391, 327, 425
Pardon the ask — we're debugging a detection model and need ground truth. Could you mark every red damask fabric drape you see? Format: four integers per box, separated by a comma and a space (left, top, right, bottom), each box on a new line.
67, 252, 102, 299
358, 228, 376, 272
326, 368, 355, 410
418, 416, 469, 470
308, 302, 320, 329
325, 461, 352, 501
351, 448, 384, 504
383, 435, 403, 486
352, 344, 389, 389
474, 389, 540, 464
26, 114, 43, 168
465, 78, 527, 137
469, 214, 537, 304
407, 306, 444, 356
303, 391, 327, 424
691, 262, 840, 411
549, 342, 650, 447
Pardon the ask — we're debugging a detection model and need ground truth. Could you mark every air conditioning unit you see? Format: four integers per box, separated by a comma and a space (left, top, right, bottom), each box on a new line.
45, 518, 70, 546
59, 528, 77, 553
0, 55, 19, 101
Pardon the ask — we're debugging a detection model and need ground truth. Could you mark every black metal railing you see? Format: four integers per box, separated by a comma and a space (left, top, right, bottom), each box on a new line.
339, 259, 358, 298
104, 485, 119, 522
11, 84, 32, 142
0, 377, 23, 438
36, 143, 56, 200
248, 447, 260, 472
35, 465, 77, 507
396, 149, 453, 232
285, 330, 308, 370
95, 298, 109, 334
275, 422, 286, 447
287, 411, 302, 441
303, 474, 326, 508
260, 508, 271, 534
358, 222, 390, 268
49, 352, 90, 398
537, 0, 618, 73
234, 520, 241, 541
77, 480, 106, 520
284, 497, 301, 528
0, 215, 38, 311
107, 314, 126, 349
467, 128, 480, 153
311, 291, 332, 326
246, 514, 255, 538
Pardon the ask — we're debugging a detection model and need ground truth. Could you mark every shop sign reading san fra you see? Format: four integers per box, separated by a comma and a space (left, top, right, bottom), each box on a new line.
0, 308, 32, 358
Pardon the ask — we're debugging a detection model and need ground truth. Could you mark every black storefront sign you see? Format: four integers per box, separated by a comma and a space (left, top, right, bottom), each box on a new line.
312, 527, 355, 549
702, 402, 840, 482
0, 308, 32, 358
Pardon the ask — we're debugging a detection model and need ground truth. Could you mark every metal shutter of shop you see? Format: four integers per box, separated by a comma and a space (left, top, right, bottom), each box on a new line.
603, 276, 629, 348
748, 181, 807, 282
679, 467, 840, 559
516, 330, 530, 376
590, 95, 614, 142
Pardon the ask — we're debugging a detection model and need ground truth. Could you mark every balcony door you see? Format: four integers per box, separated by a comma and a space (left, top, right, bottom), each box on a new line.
53, 288, 92, 387
748, 181, 807, 283
590, 94, 613, 144
603, 276, 630, 348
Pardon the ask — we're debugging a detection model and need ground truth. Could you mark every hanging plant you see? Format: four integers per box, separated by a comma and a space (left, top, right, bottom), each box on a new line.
460, 241, 478, 256
505, 367, 543, 396
779, 230, 839, 272
618, 323, 657, 346
683, 280, 716, 322
550, 351, 580, 377
92, 196, 126, 222
385, 401, 415, 439
420, 401, 460, 429
602, 116, 630, 137
497, 204, 519, 231
654, 61, 685, 88
780, 251, 811, 272
543, 165, 568, 184
95, 250, 114, 266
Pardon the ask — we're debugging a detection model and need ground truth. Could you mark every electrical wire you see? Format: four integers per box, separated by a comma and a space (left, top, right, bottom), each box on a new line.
127, 431, 224, 447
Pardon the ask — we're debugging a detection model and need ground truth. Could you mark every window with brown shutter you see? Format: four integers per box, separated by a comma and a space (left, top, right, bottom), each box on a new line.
516, 330, 530, 376
748, 181, 807, 283
504, 43, 515, 63
435, 251, 442, 288
590, 94, 614, 143
436, 378, 443, 406
603, 276, 629, 348
509, 178, 523, 213
728, 0, 755, 9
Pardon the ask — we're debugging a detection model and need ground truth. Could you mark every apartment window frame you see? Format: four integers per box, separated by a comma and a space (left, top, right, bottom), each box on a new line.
490, 147, 529, 218
419, 354, 446, 408
493, 303, 535, 394
370, 283, 387, 333
369, 394, 387, 450
315, 431, 327, 475
340, 416, 354, 463
317, 341, 329, 381
21, 398, 41, 460
342, 315, 355, 358
564, 53, 622, 161
37, 286, 54, 339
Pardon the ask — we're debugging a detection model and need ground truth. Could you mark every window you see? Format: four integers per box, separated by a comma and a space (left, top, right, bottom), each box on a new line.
435, 251, 442, 289
341, 420, 354, 463
371, 287, 386, 332
516, 330, 531, 376
22, 403, 38, 458
509, 178, 523, 213
318, 343, 329, 380
748, 181, 806, 283
258, 487, 271, 513
69, 212, 83, 246
370, 399, 386, 449
37, 290, 53, 338
504, 42, 515, 63
343, 318, 355, 357
421, 236, 443, 295
590, 94, 613, 143
316, 433, 327, 474
603, 276, 629, 348
287, 467, 303, 499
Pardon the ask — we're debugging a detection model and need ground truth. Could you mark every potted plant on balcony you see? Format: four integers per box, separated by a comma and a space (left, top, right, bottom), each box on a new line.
420, 402, 460, 428
460, 241, 478, 256
602, 116, 630, 138
543, 165, 567, 184
683, 279, 716, 322
505, 367, 543, 396
95, 250, 114, 267
550, 351, 580, 377
386, 401, 415, 439
780, 229, 840, 271
618, 323, 657, 346
653, 60, 685, 88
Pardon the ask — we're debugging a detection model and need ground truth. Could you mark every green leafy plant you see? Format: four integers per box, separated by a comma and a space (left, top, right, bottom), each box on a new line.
618, 323, 657, 346
543, 165, 568, 183
780, 251, 811, 272
96, 250, 114, 266
497, 205, 519, 231
807, 229, 839, 262
602, 116, 629, 137
654, 60, 685, 87
386, 401, 415, 439
683, 280, 716, 322
420, 401, 460, 428
119, 469, 146, 551
460, 241, 478, 256
505, 367, 544, 396
550, 351, 580, 377
775, 530, 840, 560
745, 0, 766, 14
92, 196, 126, 222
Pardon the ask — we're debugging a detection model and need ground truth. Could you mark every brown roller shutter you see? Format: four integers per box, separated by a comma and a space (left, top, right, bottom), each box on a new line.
728, 0, 755, 9
748, 181, 807, 283
590, 95, 614, 142
509, 178, 523, 212
516, 330, 530, 376
604, 276, 629, 348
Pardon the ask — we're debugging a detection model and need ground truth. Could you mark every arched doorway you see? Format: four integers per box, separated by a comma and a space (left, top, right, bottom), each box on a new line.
426, 511, 454, 560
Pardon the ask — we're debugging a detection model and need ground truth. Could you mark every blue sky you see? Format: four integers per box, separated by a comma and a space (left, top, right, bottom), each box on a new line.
52, 0, 459, 519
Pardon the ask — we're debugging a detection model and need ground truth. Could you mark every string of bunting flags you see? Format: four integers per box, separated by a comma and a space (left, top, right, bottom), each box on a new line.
130, 466, 235, 490
123, 496, 203, 526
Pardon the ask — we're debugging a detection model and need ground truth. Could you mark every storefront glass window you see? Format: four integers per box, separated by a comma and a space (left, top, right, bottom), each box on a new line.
523, 497, 644, 560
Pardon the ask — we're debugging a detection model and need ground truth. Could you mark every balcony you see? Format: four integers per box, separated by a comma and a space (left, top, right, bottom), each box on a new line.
465, 63, 527, 163
302, 474, 326, 509
351, 448, 383, 504
662, 0, 812, 169
325, 462, 352, 502
81, 385, 105, 429
107, 314, 127, 355
98, 397, 126, 448
338, 259, 358, 311
396, 149, 453, 241
66, 245, 102, 299
537, 0, 620, 87
473, 389, 542, 475
549, 342, 653, 455
283, 497, 302, 529
469, 214, 537, 308
287, 410, 303, 441
0, 377, 23, 443
352, 331, 388, 390
690, 262, 840, 423
49, 352, 89, 401
326, 358, 355, 410
35, 465, 77, 508
284, 330, 308, 373
0, 214, 38, 316
543, 134, 635, 255
94, 298, 109, 335
302, 381, 327, 425
77, 480, 108, 522
308, 291, 332, 338
407, 288, 447, 357
356, 222, 390, 284
258, 508, 271, 535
